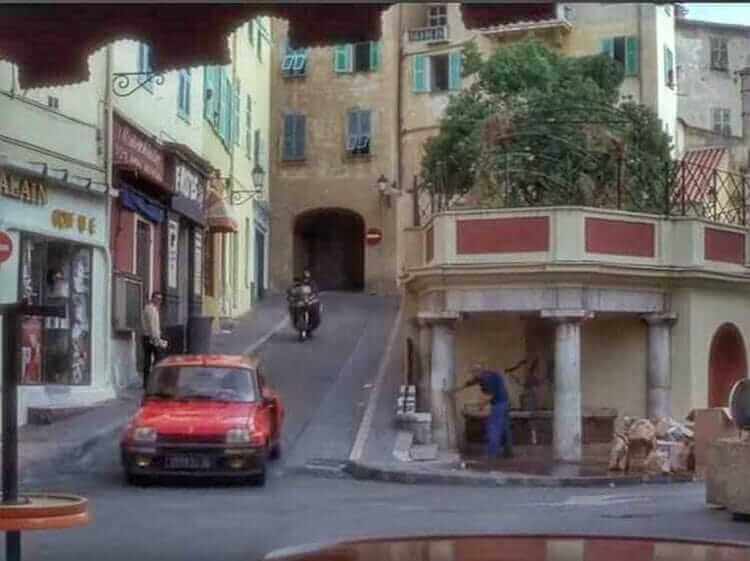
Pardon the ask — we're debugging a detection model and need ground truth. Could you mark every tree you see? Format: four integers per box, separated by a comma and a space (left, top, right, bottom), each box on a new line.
421, 40, 674, 213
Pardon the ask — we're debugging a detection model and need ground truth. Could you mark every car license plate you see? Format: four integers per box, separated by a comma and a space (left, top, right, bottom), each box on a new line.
164, 455, 212, 470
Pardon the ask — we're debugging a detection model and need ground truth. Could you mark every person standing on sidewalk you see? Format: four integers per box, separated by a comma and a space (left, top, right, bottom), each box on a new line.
142, 292, 165, 390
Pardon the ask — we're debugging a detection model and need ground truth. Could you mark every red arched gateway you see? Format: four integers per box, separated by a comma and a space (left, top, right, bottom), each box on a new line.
708, 323, 748, 407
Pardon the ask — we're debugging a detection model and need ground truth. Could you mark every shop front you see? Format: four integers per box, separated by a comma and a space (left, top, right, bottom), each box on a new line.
0, 163, 112, 424
110, 114, 171, 387
162, 144, 211, 352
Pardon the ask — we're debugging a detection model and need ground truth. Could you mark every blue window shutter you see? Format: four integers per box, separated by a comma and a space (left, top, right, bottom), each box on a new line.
295, 115, 306, 159
232, 81, 240, 146
449, 51, 463, 90
360, 110, 371, 136
334, 45, 350, 73
370, 42, 382, 71
347, 110, 360, 150
413, 55, 428, 93
626, 37, 639, 76
283, 114, 295, 160
601, 38, 614, 58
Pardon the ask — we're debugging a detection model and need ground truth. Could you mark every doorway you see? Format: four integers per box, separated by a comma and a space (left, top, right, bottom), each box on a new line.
293, 208, 365, 291
708, 323, 748, 407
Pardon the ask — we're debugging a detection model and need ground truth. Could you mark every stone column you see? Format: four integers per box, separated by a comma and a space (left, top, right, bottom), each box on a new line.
642, 313, 677, 420
417, 319, 433, 413
541, 309, 593, 463
419, 312, 460, 451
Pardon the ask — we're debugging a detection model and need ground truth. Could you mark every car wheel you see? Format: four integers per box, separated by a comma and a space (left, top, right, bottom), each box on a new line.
251, 464, 267, 487
124, 471, 147, 486
270, 442, 281, 461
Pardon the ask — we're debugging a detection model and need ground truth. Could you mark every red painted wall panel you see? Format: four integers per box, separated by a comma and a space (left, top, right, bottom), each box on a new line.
456, 217, 549, 254
111, 203, 134, 273
585, 218, 655, 257
705, 227, 745, 265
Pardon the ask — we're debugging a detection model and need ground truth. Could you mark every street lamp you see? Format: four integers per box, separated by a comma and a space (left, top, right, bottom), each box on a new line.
375, 174, 401, 207
227, 164, 265, 205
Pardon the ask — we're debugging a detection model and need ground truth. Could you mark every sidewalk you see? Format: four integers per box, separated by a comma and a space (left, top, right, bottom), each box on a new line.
307, 302, 696, 488
16, 295, 290, 483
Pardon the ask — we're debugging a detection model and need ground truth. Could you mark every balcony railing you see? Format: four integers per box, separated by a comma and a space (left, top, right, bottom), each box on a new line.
408, 25, 449, 43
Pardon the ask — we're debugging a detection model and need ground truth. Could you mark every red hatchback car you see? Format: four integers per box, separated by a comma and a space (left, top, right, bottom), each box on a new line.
120, 354, 284, 486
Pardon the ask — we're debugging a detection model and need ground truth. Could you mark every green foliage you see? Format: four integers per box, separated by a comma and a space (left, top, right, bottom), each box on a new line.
421, 39, 674, 213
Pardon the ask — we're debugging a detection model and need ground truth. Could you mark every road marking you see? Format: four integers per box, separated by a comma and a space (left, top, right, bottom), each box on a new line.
349, 303, 403, 463
242, 316, 289, 355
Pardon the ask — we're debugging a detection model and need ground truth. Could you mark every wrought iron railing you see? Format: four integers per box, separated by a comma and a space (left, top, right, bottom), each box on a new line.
412, 159, 749, 227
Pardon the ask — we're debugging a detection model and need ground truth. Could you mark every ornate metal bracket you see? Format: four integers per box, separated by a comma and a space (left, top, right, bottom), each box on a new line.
226, 189, 263, 206
112, 72, 165, 97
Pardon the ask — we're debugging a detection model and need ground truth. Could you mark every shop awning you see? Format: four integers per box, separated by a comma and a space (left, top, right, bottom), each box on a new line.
119, 185, 165, 223
0, 4, 557, 89
206, 189, 239, 234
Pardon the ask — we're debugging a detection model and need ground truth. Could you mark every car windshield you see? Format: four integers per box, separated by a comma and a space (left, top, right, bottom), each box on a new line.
145, 366, 258, 403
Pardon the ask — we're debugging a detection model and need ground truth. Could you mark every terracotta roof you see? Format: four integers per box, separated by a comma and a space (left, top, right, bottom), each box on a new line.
674, 147, 728, 203
0, 4, 561, 89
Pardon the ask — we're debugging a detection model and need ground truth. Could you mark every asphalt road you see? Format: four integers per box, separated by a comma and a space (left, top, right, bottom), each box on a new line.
19, 293, 750, 561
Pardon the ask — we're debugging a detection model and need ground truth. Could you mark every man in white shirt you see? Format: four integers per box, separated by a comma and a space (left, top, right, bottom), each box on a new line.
142, 291, 164, 390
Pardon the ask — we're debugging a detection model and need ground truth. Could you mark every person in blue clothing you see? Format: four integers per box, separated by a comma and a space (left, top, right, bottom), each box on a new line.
454, 361, 526, 459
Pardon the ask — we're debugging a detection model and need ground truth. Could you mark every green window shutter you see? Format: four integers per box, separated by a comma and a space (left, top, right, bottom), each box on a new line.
232, 81, 241, 146
283, 114, 295, 160
370, 42, 382, 71
449, 50, 463, 91
626, 37, 639, 76
334, 45, 352, 73
601, 38, 614, 58
413, 55, 428, 93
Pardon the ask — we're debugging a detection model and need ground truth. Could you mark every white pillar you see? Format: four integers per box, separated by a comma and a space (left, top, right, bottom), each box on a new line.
542, 310, 592, 463
420, 312, 460, 451
417, 320, 432, 413
643, 313, 677, 420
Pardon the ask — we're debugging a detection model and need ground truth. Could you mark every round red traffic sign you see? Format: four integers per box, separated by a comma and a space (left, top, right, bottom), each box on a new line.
0, 232, 12, 264
366, 228, 383, 246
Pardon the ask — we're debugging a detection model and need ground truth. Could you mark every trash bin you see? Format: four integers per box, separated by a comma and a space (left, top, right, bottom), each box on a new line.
187, 316, 214, 354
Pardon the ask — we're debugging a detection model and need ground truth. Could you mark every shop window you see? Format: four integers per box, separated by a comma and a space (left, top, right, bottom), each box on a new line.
19, 235, 92, 386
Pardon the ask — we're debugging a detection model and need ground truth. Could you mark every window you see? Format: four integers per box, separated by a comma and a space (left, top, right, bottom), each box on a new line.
19, 235, 93, 385
428, 5, 448, 27
333, 42, 381, 74
601, 36, 639, 76
257, 28, 263, 62
712, 108, 731, 136
254, 129, 261, 163
412, 51, 462, 93
137, 43, 155, 92
178, 69, 191, 119
203, 66, 237, 148
248, 21, 254, 46
245, 95, 253, 159
283, 114, 306, 161
282, 45, 308, 77
346, 109, 372, 156
47, 96, 59, 110
710, 37, 728, 71
664, 46, 675, 89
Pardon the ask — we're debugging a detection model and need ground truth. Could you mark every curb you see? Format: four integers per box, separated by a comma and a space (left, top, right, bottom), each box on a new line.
337, 461, 697, 488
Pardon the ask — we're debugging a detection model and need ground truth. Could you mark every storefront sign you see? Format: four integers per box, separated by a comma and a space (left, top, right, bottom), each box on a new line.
175, 164, 204, 205
0, 231, 12, 264
193, 230, 203, 297
51, 209, 97, 236
167, 219, 179, 289
113, 116, 166, 187
1, 171, 48, 205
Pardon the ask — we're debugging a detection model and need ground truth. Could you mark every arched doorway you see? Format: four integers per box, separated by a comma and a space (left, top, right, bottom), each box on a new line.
708, 323, 748, 407
294, 208, 365, 291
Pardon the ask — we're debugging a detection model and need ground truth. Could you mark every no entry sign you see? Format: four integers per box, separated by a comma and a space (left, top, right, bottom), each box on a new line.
366, 228, 383, 246
0, 231, 12, 264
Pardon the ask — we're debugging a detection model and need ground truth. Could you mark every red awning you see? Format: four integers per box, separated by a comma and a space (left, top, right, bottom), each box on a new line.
206, 188, 239, 234
674, 147, 728, 203
0, 4, 557, 89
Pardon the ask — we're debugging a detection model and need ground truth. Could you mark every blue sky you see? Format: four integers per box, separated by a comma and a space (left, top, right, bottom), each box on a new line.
684, 3, 750, 25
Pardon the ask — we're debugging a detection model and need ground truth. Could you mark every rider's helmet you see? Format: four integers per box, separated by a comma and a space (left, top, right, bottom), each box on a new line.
303, 270, 312, 282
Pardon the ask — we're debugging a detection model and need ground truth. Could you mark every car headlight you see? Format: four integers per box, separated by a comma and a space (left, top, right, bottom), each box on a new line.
226, 428, 251, 444
133, 426, 158, 443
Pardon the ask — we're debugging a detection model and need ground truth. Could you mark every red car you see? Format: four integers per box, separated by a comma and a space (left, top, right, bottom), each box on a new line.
120, 354, 284, 486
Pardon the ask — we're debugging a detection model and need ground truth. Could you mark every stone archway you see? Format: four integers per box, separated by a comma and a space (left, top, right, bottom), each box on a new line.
708, 323, 748, 407
293, 208, 365, 291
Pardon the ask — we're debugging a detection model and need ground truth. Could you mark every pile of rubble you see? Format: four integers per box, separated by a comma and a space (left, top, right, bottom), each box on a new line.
609, 416, 695, 475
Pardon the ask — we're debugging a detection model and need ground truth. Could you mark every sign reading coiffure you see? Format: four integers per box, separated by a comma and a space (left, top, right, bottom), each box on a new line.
113, 116, 166, 186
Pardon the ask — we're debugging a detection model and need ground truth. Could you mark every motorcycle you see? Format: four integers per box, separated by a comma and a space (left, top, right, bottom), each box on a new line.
288, 284, 320, 342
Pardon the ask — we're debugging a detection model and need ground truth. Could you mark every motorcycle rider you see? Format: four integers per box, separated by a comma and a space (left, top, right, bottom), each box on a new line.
287, 270, 321, 335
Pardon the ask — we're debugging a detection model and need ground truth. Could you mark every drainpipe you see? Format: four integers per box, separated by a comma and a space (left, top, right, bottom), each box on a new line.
394, 4, 405, 291
103, 44, 117, 392
638, 4, 644, 104
230, 30, 240, 316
